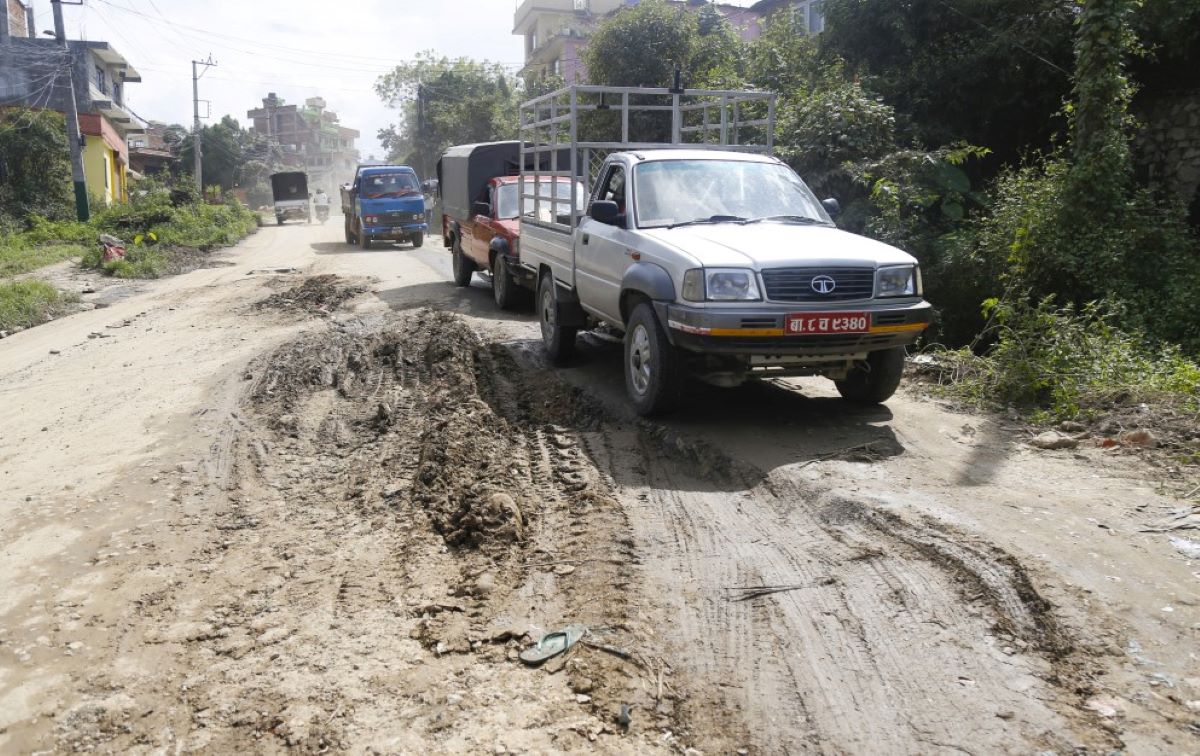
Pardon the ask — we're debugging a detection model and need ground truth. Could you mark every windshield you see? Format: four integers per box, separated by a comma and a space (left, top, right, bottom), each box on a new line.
362, 172, 421, 199
496, 180, 586, 220
633, 159, 832, 229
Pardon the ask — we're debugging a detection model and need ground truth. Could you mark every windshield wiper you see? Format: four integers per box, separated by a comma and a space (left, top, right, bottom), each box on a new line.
666, 215, 747, 230
743, 215, 828, 226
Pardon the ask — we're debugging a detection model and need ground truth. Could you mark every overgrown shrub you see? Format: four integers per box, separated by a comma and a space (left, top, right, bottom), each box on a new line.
0, 109, 74, 226
930, 298, 1200, 421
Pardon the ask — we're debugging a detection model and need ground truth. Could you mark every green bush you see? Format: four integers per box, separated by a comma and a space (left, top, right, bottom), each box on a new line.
0, 280, 76, 332
932, 298, 1200, 421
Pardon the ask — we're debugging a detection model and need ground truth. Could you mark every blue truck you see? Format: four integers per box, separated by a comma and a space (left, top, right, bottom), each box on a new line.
340, 164, 428, 249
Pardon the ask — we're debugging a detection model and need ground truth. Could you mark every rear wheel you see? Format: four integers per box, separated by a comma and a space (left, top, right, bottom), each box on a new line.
451, 236, 474, 287
276, 216, 284, 226
344, 217, 353, 244
835, 347, 906, 404
624, 302, 684, 416
492, 254, 520, 311
358, 222, 371, 250
411, 232, 424, 248
538, 273, 576, 364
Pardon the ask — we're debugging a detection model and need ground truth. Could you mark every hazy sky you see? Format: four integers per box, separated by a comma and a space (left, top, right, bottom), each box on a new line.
44, 0, 757, 160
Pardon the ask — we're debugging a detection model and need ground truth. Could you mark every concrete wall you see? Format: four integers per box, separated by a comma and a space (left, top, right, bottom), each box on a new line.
1135, 89, 1200, 217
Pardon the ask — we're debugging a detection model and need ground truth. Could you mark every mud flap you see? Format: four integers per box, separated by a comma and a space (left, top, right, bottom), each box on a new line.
553, 280, 587, 329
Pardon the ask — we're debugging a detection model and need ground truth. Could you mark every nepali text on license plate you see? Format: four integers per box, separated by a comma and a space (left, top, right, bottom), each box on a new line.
785, 312, 869, 335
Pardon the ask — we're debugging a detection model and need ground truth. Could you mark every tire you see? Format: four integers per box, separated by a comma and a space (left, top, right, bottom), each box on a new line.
344, 218, 353, 244
451, 236, 474, 287
835, 346, 906, 404
358, 222, 371, 250
538, 272, 577, 365
624, 302, 684, 416
492, 254, 520, 311
411, 232, 424, 249
275, 216, 283, 226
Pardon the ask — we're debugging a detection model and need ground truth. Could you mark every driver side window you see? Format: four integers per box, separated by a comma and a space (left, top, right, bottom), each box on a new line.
596, 166, 627, 227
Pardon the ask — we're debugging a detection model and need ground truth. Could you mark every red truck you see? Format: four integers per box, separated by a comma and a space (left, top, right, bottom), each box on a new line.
437, 141, 582, 310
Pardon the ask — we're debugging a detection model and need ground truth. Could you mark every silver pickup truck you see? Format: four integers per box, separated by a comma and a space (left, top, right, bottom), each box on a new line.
518, 86, 931, 415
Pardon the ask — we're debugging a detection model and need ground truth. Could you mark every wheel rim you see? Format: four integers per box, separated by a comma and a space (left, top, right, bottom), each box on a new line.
629, 324, 652, 395
540, 286, 555, 344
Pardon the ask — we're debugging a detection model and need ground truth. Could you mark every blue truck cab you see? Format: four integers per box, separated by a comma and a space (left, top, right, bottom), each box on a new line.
341, 165, 428, 250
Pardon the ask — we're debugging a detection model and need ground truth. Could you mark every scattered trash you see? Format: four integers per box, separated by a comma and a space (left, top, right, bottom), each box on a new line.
99, 233, 126, 262
519, 624, 586, 666
1029, 431, 1079, 450
1121, 429, 1159, 448
1169, 537, 1200, 560
616, 704, 633, 730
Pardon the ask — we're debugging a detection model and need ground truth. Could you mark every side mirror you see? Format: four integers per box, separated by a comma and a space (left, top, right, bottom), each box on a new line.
472, 200, 491, 217
821, 198, 841, 219
590, 200, 620, 225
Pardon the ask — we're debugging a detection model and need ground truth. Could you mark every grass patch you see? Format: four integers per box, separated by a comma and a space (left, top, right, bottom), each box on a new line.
0, 242, 87, 277
0, 279, 77, 332
2, 195, 258, 281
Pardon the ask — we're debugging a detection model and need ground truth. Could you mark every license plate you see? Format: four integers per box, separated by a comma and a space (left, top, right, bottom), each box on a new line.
785, 312, 869, 335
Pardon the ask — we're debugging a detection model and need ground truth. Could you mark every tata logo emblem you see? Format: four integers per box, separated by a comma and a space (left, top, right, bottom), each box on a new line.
811, 275, 837, 295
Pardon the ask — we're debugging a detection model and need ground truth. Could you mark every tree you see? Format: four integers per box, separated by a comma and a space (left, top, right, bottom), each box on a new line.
820, 0, 1077, 165
0, 109, 73, 225
375, 51, 519, 176
178, 116, 279, 199
583, 0, 745, 89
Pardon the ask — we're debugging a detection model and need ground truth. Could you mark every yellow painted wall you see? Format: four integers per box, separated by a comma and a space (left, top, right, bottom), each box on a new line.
82, 139, 128, 206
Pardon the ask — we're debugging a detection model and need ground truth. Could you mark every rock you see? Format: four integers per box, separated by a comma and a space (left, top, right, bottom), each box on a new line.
1058, 420, 1087, 433
1085, 695, 1124, 719
474, 572, 495, 596
1097, 418, 1121, 435
1029, 431, 1078, 450
555, 564, 577, 576
575, 694, 592, 704
49, 349, 61, 355
570, 676, 595, 694
1121, 429, 1158, 448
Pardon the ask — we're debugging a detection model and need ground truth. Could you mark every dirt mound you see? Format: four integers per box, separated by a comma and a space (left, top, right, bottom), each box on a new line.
254, 274, 366, 316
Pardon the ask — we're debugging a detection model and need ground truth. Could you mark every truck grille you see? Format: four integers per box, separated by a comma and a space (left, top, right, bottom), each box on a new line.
382, 211, 422, 224
761, 267, 875, 302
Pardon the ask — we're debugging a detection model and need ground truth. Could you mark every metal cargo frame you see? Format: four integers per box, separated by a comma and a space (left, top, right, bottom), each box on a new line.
518, 85, 776, 235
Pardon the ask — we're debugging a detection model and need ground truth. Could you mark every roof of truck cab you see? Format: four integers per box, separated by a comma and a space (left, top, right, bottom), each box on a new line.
441, 141, 522, 159
359, 165, 416, 173
622, 149, 780, 164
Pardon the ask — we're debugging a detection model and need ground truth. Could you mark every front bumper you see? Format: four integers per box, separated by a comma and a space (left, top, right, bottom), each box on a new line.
363, 223, 428, 240
663, 300, 932, 356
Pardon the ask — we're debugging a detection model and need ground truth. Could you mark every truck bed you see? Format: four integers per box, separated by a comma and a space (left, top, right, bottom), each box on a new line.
519, 221, 575, 288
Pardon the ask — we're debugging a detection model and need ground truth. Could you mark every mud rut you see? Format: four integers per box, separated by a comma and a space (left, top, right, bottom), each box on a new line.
59, 308, 1121, 752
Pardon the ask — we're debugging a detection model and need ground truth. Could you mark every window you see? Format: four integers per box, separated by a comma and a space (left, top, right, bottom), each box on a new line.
95, 65, 106, 94
808, 1, 825, 33
103, 155, 111, 189
112, 82, 121, 105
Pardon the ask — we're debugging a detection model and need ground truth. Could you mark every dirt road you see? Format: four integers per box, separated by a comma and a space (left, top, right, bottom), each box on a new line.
1, 221, 1197, 753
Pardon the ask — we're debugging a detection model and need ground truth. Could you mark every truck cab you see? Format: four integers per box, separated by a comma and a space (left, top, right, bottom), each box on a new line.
341, 165, 428, 250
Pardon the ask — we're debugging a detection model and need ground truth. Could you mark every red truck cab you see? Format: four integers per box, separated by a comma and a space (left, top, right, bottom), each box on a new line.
437, 142, 582, 311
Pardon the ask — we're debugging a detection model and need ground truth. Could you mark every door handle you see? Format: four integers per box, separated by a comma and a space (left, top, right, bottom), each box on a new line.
582, 234, 589, 245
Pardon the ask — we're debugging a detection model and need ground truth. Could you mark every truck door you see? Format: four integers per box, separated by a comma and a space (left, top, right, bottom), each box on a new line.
576, 165, 634, 324
468, 183, 494, 267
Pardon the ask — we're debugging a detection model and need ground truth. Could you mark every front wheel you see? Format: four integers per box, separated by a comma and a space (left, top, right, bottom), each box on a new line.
451, 236, 474, 287
624, 302, 684, 416
538, 273, 576, 364
492, 254, 521, 311
411, 232, 424, 248
835, 347, 906, 404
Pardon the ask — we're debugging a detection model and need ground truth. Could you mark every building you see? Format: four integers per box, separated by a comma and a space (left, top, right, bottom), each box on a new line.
0, 7, 144, 206
514, 0, 823, 85
246, 94, 360, 193
128, 122, 176, 177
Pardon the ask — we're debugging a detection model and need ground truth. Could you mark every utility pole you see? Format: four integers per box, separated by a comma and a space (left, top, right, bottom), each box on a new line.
51, 0, 88, 221
191, 55, 216, 196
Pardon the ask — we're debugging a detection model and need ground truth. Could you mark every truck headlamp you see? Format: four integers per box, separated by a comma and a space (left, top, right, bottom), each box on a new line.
414, 213, 425, 222
682, 268, 762, 302
365, 215, 379, 226
876, 265, 920, 298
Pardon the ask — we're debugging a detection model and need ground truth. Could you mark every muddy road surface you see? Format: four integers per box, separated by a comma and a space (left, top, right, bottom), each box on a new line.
1, 221, 1197, 753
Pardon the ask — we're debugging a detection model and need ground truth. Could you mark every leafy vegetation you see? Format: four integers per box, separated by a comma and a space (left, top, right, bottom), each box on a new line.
0, 280, 77, 333
177, 116, 280, 207
376, 52, 519, 176
0, 109, 75, 226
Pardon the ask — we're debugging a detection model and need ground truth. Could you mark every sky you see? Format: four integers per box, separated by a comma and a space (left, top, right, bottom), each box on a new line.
44, 0, 759, 162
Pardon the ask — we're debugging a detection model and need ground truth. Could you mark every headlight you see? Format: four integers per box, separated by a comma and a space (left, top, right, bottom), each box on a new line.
876, 265, 920, 298
682, 268, 762, 302
414, 213, 425, 222
365, 215, 378, 225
